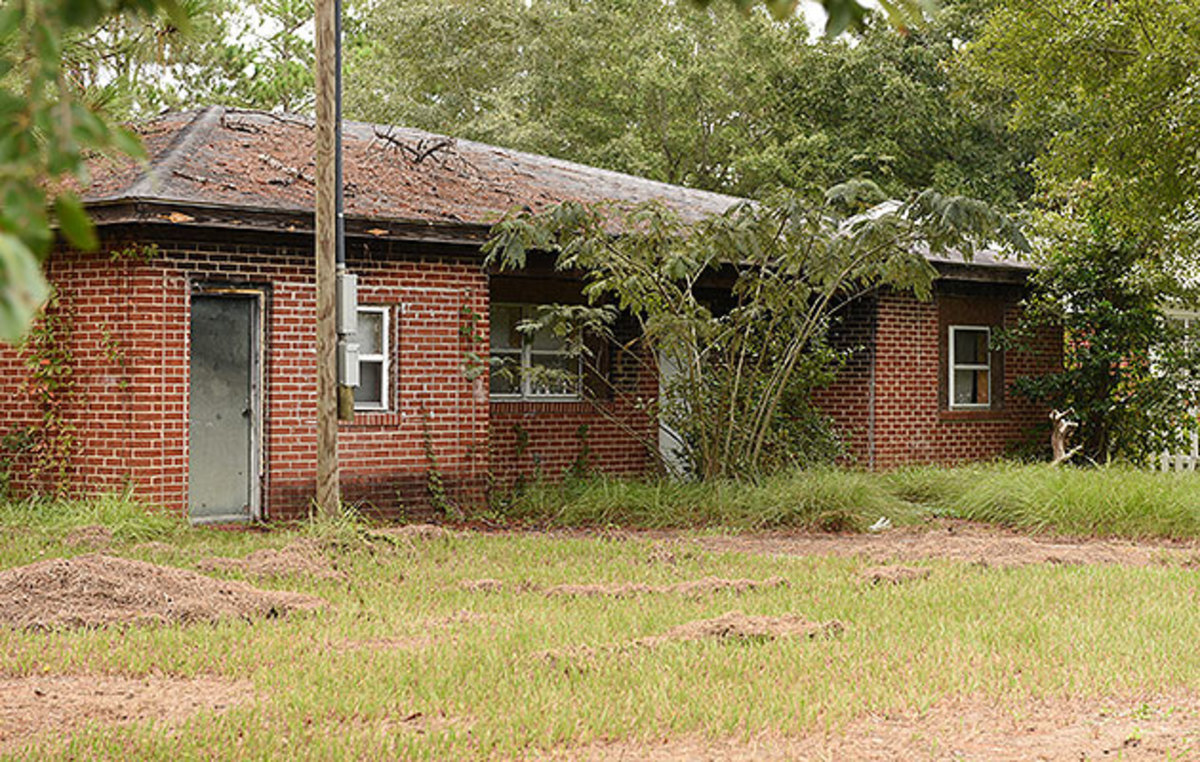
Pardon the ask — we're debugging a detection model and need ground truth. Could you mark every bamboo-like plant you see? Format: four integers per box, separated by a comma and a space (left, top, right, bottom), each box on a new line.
485, 186, 1027, 479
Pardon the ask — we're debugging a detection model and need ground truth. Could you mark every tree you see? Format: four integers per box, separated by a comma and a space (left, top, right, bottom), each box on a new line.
485, 187, 1027, 479
957, 0, 1200, 254
1000, 212, 1199, 464
346, 0, 1034, 205
0, 0, 187, 342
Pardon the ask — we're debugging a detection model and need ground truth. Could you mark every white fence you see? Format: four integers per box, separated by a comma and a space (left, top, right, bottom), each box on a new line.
1158, 428, 1200, 472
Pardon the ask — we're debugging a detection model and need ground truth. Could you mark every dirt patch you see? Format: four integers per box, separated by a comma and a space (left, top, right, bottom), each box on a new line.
0, 674, 253, 753
641, 611, 844, 645
459, 578, 505, 593
859, 565, 931, 585
543, 577, 789, 599
371, 524, 451, 541
0, 554, 326, 630
62, 525, 113, 550
697, 520, 1200, 568
198, 540, 344, 581
532, 692, 1200, 761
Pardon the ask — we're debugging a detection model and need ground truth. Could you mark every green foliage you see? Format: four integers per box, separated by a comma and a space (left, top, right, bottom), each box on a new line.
346, 0, 1033, 204
7, 291, 78, 494
958, 0, 1200, 252
0, 0, 188, 342
486, 190, 1026, 479
999, 214, 1198, 465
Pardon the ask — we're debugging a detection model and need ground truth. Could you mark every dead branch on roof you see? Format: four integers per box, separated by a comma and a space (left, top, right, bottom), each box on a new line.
371, 127, 457, 165
173, 170, 237, 191
225, 109, 313, 130
257, 153, 315, 186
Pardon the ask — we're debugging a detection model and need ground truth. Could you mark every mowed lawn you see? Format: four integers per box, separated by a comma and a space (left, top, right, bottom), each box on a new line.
0, 496, 1199, 759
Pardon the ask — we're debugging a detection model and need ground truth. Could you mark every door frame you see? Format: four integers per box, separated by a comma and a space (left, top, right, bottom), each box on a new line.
189, 283, 267, 524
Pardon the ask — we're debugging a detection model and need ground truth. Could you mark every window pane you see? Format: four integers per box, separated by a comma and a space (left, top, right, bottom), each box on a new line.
529, 352, 578, 396
359, 310, 384, 355
489, 352, 521, 395
954, 329, 988, 365
490, 305, 523, 351
531, 319, 566, 351
953, 368, 989, 405
355, 360, 384, 406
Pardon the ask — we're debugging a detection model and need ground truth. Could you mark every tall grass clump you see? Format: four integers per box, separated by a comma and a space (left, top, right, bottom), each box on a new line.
0, 492, 184, 542
505, 468, 913, 531
938, 463, 1200, 539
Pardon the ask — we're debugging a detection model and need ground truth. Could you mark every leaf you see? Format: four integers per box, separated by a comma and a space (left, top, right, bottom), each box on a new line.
0, 233, 51, 343
54, 193, 98, 251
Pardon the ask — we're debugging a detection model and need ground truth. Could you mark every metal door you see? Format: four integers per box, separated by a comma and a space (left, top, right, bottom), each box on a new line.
188, 293, 261, 523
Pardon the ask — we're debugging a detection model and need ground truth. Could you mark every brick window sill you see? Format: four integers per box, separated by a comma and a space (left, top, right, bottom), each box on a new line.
939, 409, 1008, 423
491, 399, 600, 414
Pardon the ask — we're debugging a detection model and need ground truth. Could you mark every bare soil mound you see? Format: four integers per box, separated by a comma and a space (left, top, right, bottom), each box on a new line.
0, 674, 252, 753
531, 691, 1200, 761
198, 540, 344, 581
542, 576, 788, 599
0, 554, 326, 630
698, 520, 1200, 567
859, 565, 931, 585
642, 611, 844, 645
62, 525, 113, 550
459, 578, 505, 593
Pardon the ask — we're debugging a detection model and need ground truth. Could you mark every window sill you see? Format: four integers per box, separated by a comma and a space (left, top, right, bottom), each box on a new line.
939, 408, 1008, 423
490, 398, 596, 414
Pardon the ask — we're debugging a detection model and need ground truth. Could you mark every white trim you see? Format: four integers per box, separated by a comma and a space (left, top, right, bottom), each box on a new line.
354, 305, 389, 411
948, 325, 992, 410
489, 303, 582, 401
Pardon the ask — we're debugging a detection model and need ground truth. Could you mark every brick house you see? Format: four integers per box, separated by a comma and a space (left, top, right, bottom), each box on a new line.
0, 107, 1057, 521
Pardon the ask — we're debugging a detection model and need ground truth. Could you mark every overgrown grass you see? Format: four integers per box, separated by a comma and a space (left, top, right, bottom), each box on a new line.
0, 492, 184, 541
509, 463, 1200, 540
506, 467, 918, 532
0, 510, 1197, 760
896, 462, 1200, 540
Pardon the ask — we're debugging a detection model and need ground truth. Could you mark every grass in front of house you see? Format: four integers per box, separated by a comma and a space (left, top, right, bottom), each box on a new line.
1, 500, 1199, 759
508, 463, 1200, 540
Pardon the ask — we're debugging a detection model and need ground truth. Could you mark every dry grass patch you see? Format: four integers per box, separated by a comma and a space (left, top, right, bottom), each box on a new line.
0, 674, 253, 753
62, 525, 113, 550
0, 554, 325, 629
198, 540, 345, 581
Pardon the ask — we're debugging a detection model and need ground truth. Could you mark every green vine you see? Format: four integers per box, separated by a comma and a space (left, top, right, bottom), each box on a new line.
420, 406, 459, 519
459, 304, 489, 381
16, 291, 77, 495
109, 242, 159, 263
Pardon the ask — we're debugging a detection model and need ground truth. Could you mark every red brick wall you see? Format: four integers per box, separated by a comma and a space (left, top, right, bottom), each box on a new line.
0, 232, 660, 518
818, 283, 1060, 468
0, 233, 490, 519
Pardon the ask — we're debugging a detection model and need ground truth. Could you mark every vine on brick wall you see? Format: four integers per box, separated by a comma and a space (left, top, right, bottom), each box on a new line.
420, 406, 460, 519
17, 291, 78, 495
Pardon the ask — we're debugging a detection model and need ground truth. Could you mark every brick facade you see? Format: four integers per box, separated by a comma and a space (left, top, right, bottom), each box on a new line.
817, 281, 1060, 468
0, 231, 1056, 518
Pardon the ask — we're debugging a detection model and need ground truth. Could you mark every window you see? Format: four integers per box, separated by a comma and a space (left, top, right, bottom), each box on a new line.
489, 304, 580, 400
948, 326, 991, 409
354, 306, 389, 410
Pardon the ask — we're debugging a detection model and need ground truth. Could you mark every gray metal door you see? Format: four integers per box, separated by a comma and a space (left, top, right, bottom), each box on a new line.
188, 293, 260, 523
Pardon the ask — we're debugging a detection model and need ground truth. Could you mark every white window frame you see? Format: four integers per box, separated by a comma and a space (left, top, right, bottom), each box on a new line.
489, 303, 582, 402
355, 305, 389, 411
948, 325, 992, 410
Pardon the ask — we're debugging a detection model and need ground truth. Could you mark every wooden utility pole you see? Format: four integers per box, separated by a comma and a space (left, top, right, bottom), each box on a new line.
314, 0, 339, 516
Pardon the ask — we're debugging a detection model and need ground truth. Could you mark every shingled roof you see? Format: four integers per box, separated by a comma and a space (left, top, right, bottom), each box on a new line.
83, 106, 741, 243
